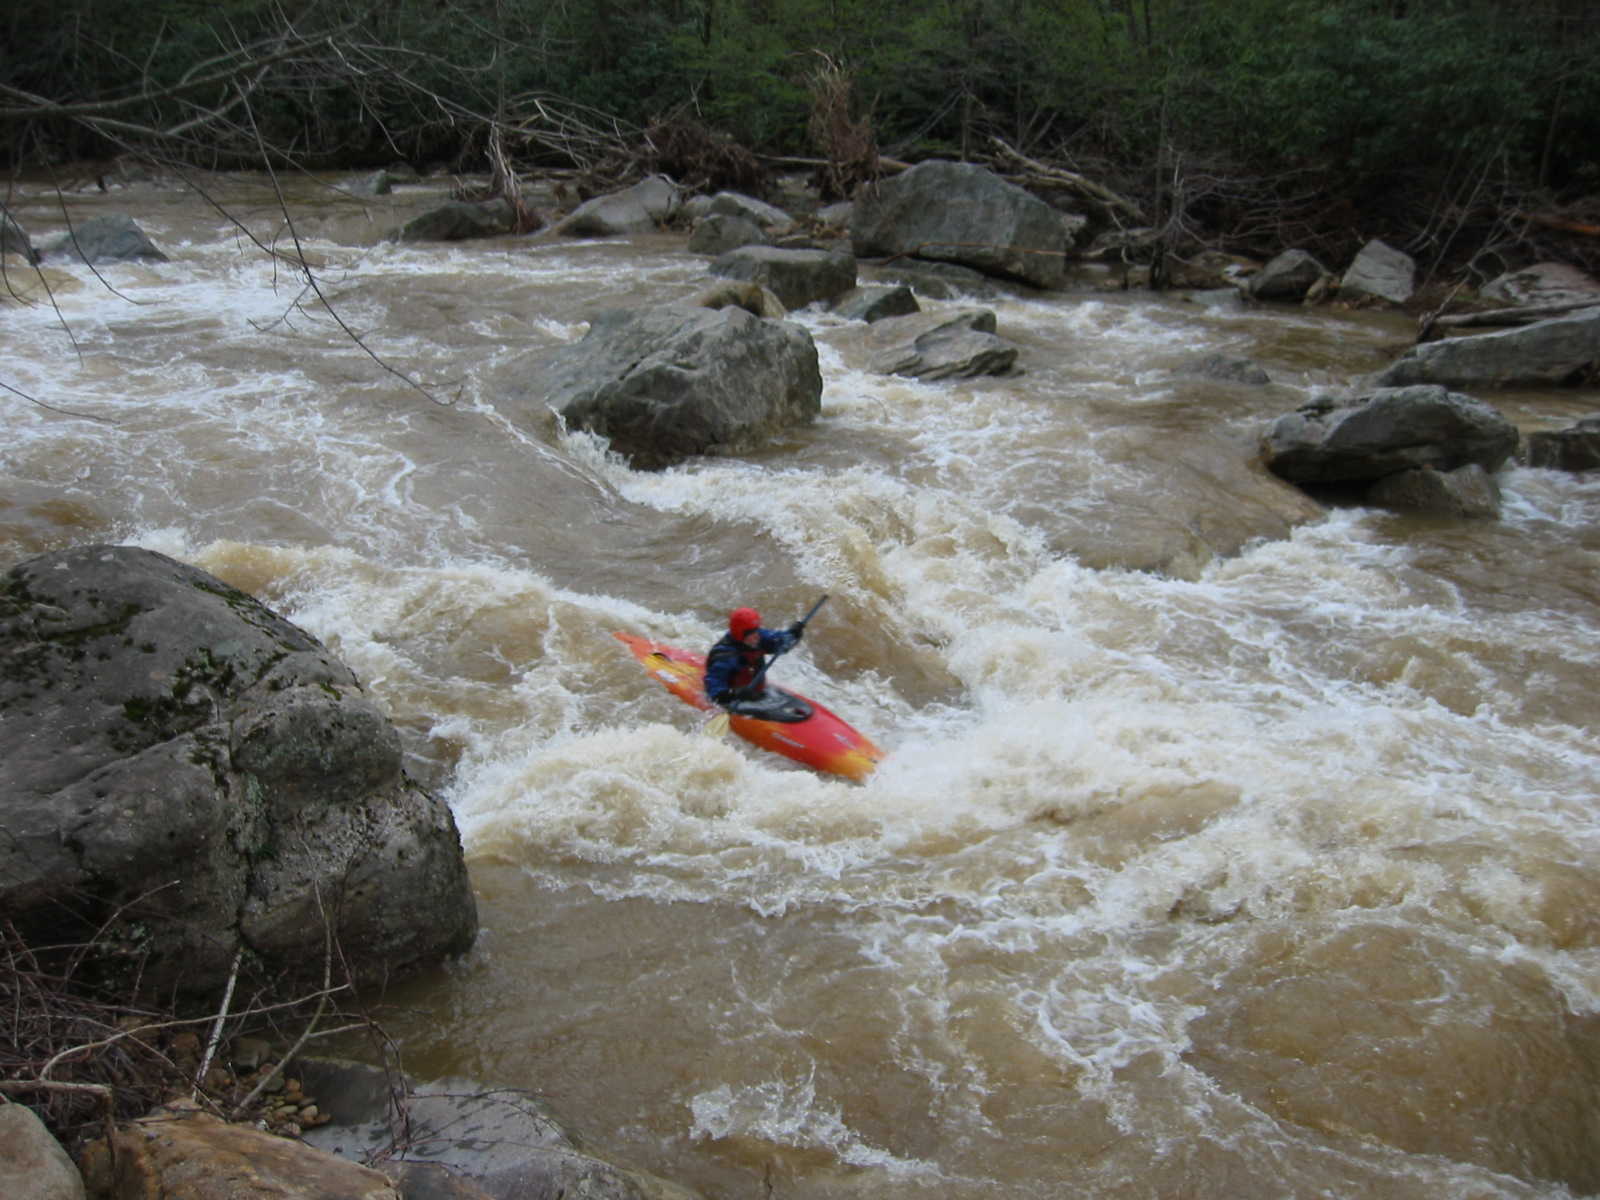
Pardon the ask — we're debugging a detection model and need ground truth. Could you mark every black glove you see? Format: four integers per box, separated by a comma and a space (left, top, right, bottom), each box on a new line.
786, 622, 804, 641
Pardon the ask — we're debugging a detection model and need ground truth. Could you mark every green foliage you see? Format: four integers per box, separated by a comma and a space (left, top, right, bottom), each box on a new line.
1159, 0, 1559, 181
5, 0, 1598, 202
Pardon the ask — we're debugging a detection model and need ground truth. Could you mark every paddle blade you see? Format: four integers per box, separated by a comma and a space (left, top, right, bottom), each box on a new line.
706, 711, 730, 738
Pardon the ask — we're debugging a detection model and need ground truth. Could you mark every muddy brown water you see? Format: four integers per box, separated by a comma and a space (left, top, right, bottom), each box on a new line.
4, 174, 1599, 1198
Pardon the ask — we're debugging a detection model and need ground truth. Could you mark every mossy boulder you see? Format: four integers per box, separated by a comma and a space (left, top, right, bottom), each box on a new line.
0, 544, 476, 995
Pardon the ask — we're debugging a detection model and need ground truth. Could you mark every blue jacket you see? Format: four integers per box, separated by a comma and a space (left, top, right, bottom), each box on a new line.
703, 627, 798, 705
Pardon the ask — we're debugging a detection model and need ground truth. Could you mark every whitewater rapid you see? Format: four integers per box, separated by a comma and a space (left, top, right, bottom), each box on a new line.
5, 175, 1600, 1198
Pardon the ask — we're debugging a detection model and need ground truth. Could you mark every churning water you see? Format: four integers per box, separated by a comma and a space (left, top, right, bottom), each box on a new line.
5, 176, 1600, 1198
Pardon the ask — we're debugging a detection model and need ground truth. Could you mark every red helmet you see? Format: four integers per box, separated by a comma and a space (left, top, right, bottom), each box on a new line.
729, 607, 762, 639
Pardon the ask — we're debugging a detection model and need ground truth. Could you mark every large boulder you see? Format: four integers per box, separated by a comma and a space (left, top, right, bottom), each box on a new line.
0, 545, 477, 995
1376, 306, 1600, 388
554, 176, 682, 236
707, 245, 856, 310
1339, 238, 1416, 306
1262, 385, 1518, 496
40, 214, 167, 264
850, 160, 1084, 289
517, 304, 821, 469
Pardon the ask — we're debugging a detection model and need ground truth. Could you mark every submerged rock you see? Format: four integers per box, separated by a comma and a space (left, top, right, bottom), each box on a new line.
855, 307, 1018, 379
41, 214, 167, 264
395, 198, 516, 242
1526, 415, 1600, 471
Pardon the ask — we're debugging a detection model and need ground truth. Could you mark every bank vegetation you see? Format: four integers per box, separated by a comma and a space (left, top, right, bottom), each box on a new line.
2, 0, 1598, 283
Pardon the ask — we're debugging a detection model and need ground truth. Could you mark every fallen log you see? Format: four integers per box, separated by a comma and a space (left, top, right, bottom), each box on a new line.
1518, 211, 1600, 237
987, 137, 1144, 224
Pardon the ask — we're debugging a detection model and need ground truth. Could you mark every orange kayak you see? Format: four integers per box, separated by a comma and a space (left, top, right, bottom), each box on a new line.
614, 631, 885, 781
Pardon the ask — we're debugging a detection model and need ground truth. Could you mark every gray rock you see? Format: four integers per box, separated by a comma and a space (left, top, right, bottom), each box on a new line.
396, 198, 516, 242
1365, 462, 1502, 518
1483, 261, 1600, 308
1262, 385, 1519, 485
707, 245, 856, 310
1376, 306, 1600, 388
0, 1104, 85, 1200
1339, 238, 1416, 305
41, 214, 167, 264
300, 1059, 705, 1200
831, 284, 920, 323
851, 160, 1083, 289
681, 191, 793, 230
555, 175, 681, 236
871, 259, 999, 301
687, 213, 770, 256
858, 308, 1018, 379
1248, 248, 1328, 301
1180, 353, 1270, 385
0, 545, 476, 995
517, 304, 821, 469
815, 201, 853, 229
1526, 415, 1600, 471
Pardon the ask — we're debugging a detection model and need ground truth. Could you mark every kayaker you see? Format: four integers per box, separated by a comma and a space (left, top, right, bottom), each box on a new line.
704, 607, 803, 708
